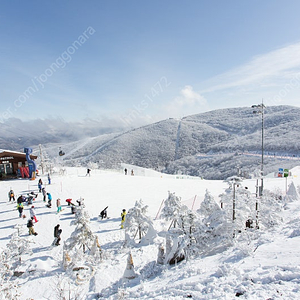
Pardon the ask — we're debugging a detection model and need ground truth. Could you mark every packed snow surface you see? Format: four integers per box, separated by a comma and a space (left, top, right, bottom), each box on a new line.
1, 166, 300, 299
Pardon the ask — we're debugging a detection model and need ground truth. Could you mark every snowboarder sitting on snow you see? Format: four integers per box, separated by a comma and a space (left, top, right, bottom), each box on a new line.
100, 206, 108, 219
53, 224, 62, 246
8, 188, 15, 201
26, 192, 37, 205
27, 219, 38, 236
121, 209, 127, 229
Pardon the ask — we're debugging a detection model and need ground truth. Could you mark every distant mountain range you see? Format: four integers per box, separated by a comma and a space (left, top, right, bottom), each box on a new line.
2, 105, 300, 180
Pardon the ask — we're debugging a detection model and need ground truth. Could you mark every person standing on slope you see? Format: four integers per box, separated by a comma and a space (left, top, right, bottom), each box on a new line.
53, 224, 62, 246
8, 188, 15, 201
121, 209, 127, 229
42, 187, 47, 202
47, 193, 52, 208
27, 219, 38, 236
56, 198, 62, 213
17, 202, 24, 218
30, 205, 38, 222
38, 178, 43, 192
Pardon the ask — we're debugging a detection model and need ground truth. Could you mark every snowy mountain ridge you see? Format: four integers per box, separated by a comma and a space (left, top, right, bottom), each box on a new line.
36, 105, 300, 179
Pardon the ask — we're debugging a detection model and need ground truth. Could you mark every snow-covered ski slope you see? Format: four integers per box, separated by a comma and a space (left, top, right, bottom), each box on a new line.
1, 166, 300, 299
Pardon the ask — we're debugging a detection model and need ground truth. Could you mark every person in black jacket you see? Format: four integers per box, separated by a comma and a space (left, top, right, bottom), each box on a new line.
27, 219, 38, 235
53, 224, 62, 246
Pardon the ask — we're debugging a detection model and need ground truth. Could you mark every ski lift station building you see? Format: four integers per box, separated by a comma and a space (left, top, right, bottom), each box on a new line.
0, 149, 37, 179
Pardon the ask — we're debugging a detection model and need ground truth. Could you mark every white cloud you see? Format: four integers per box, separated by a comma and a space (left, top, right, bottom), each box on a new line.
163, 85, 208, 118
200, 42, 300, 94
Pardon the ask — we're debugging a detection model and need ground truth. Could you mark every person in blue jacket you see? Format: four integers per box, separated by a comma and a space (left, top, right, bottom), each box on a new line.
47, 192, 52, 208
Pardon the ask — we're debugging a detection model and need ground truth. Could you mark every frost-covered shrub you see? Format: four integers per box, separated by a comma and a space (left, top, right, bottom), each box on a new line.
65, 206, 101, 266
124, 199, 157, 246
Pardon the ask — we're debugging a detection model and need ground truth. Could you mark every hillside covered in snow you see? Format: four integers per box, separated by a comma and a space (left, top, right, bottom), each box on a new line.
1, 166, 300, 299
34, 105, 300, 179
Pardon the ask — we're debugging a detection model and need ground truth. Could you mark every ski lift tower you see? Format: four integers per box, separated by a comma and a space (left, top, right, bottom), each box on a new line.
252, 102, 265, 197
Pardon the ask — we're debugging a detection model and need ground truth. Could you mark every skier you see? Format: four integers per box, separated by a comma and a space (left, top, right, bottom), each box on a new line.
42, 187, 47, 202
47, 173, 51, 184
124, 168, 127, 175
121, 209, 127, 229
56, 198, 62, 213
131, 169, 134, 176
53, 224, 62, 246
86, 168, 91, 176
38, 178, 43, 192
8, 188, 15, 201
27, 219, 38, 236
17, 202, 24, 218
100, 206, 108, 219
30, 205, 38, 222
46, 193, 52, 208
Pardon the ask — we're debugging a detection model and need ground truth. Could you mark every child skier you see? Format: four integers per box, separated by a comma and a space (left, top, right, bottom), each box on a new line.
27, 219, 38, 235
121, 209, 127, 229
56, 198, 62, 213
30, 205, 38, 222
8, 188, 15, 201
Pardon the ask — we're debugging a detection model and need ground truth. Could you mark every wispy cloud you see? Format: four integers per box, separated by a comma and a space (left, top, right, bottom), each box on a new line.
200, 42, 300, 94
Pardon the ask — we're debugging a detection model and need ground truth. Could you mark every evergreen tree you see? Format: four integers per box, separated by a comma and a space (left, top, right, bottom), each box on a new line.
124, 199, 156, 246
160, 191, 182, 226
64, 206, 98, 266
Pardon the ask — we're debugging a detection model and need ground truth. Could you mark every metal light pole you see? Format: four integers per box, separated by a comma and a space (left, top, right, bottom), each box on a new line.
252, 102, 265, 196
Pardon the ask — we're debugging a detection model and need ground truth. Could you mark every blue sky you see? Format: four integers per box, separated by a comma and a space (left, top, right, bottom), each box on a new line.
1, 0, 300, 127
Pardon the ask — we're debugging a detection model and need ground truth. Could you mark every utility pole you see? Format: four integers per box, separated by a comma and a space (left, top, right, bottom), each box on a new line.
252, 101, 265, 196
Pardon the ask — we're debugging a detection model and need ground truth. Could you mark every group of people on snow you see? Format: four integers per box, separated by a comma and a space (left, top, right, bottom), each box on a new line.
124, 168, 134, 176
9, 171, 128, 248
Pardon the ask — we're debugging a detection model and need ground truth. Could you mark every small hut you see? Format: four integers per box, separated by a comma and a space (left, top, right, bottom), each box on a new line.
0, 149, 37, 179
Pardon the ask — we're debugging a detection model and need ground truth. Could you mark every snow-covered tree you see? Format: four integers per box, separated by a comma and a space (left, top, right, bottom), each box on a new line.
284, 181, 299, 203
198, 189, 221, 218
160, 192, 200, 261
6, 225, 33, 267
0, 247, 21, 300
122, 252, 136, 280
64, 206, 100, 267
124, 199, 156, 246
160, 191, 182, 227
